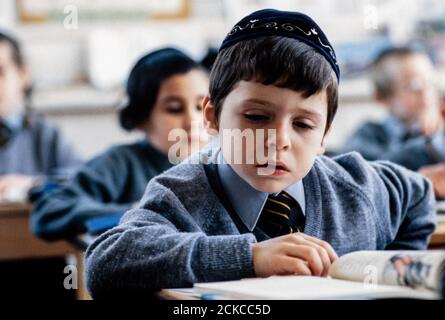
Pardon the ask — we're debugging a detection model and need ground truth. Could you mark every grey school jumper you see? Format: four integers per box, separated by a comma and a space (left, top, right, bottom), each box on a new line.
0, 113, 81, 176
31, 140, 173, 241
85, 149, 436, 299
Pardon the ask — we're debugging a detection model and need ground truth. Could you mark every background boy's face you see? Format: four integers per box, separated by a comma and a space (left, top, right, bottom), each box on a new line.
204, 80, 329, 193
141, 69, 209, 157
0, 42, 28, 118
384, 54, 438, 125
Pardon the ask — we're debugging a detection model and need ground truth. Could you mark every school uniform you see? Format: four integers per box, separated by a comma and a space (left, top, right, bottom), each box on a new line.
386, 129, 445, 171
31, 140, 173, 240
84, 144, 436, 298
0, 112, 81, 176
339, 116, 424, 162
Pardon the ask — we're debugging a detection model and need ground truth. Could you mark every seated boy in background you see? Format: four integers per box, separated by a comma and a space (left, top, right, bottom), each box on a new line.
340, 47, 445, 198
0, 31, 82, 201
0, 31, 82, 300
388, 93, 445, 198
340, 47, 442, 161
85, 9, 436, 299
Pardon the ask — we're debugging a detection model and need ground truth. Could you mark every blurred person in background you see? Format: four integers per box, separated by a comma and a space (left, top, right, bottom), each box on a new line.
339, 47, 445, 198
340, 47, 442, 161
0, 30, 82, 301
0, 31, 82, 202
387, 93, 445, 198
31, 47, 210, 242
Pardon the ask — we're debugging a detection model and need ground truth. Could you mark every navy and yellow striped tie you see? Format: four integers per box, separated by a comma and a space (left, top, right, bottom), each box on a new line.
257, 191, 305, 237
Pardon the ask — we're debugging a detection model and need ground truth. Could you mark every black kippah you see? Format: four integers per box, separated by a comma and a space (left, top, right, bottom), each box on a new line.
220, 8, 340, 81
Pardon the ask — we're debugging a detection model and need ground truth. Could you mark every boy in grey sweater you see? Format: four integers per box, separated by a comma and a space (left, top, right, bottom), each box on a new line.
85, 9, 437, 299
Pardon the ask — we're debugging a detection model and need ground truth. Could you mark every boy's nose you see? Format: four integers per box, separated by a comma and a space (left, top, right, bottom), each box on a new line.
267, 124, 291, 151
416, 88, 433, 110
182, 107, 195, 130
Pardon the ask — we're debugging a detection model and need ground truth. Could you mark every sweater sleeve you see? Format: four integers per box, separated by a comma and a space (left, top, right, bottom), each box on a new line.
30, 148, 133, 240
368, 160, 437, 250
340, 122, 441, 170
84, 179, 256, 299
386, 135, 445, 171
34, 117, 83, 176
339, 123, 390, 161
49, 126, 83, 175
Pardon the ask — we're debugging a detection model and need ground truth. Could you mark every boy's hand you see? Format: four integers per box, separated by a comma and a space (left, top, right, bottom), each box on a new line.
252, 233, 338, 278
416, 105, 443, 136
0, 174, 35, 200
419, 163, 445, 198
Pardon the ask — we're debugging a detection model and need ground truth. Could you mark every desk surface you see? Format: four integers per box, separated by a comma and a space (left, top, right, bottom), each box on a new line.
430, 221, 445, 248
0, 202, 75, 260
157, 289, 200, 300
0, 202, 91, 299
0, 202, 32, 217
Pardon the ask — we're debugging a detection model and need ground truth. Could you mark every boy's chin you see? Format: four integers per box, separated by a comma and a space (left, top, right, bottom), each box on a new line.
246, 178, 291, 194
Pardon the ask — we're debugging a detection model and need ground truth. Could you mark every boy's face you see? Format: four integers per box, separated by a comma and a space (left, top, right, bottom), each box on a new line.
385, 54, 438, 124
141, 69, 209, 158
0, 42, 28, 118
204, 81, 329, 193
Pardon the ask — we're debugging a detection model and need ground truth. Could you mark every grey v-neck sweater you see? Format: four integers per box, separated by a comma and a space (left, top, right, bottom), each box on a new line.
85, 149, 436, 299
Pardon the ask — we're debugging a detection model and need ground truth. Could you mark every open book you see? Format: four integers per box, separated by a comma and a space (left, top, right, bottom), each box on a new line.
193, 251, 445, 299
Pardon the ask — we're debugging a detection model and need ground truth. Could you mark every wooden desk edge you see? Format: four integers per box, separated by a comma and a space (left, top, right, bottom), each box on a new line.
157, 289, 199, 300
429, 221, 445, 246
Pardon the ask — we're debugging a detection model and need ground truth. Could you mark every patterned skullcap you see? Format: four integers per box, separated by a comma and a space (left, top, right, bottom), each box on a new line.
220, 8, 340, 81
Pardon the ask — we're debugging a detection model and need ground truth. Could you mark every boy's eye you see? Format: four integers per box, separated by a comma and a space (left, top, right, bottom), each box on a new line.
196, 104, 202, 111
293, 121, 314, 130
244, 113, 270, 121
165, 105, 184, 114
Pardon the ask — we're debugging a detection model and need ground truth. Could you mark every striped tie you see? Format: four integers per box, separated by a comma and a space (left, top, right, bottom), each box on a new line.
257, 191, 305, 237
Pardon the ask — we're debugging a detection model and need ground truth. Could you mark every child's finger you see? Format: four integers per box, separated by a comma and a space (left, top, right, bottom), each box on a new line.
290, 237, 332, 277
300, 239, 332, 277
281, 256, 312, 276
294, 233, 338, 262
0, 182, 7, 195
282, 243, 324, 276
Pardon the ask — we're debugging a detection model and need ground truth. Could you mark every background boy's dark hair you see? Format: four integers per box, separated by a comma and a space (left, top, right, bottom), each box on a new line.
200, 47, 218, 72
0, 31, 24, 68
370, 46, 431, 100
119, 47, 204, 131
0, 31, 32, 100
209, 36, 338, 134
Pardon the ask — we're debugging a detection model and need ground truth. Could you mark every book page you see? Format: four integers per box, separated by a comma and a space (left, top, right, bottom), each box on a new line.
193, 276, 437, 299
329, 250, 445, 291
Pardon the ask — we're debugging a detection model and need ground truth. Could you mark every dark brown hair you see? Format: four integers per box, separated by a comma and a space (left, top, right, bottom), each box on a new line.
0, 31, 24, 68
0, 31, 32, 99
119, 48, 204, 131
209, 36, 338, 134
371, 47, 430, 100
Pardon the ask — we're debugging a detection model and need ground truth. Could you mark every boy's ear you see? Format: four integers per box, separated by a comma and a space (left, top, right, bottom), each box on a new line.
440, 95, 445, 121
375, 92, 392, 109
318, 126, 332, 155
203, 95, 219, 135
19, 65, 32, 96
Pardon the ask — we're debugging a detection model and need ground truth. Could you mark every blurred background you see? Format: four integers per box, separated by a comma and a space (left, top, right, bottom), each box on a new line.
1, 0, 445, 157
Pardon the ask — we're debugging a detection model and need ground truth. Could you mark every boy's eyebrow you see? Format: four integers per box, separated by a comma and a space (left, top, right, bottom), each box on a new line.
297, 109, 323, 121
161, 96, 184, 103
161, 95, 206, 104
242, 98, 323, 120
242, 98, 276, 108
